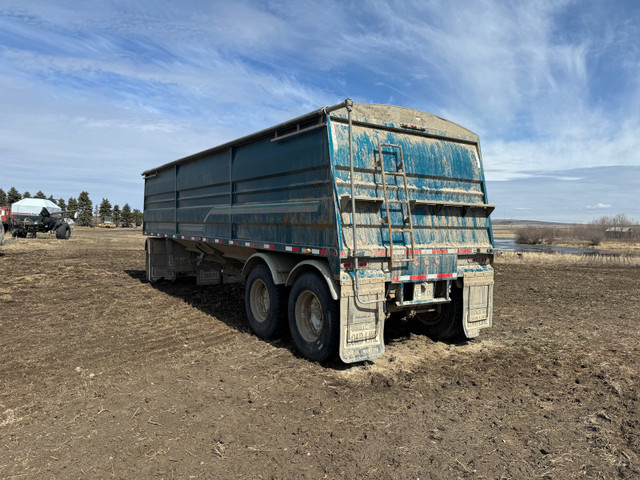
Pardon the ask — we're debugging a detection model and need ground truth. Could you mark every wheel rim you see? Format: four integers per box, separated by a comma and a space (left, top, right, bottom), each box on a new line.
295, 290, 324, 342
249, 279, 270, 323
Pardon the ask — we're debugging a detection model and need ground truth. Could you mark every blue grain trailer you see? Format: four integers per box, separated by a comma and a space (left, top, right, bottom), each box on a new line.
142, 99, 495, 363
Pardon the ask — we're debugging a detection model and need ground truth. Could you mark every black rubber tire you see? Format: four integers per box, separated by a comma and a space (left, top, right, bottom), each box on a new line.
288, 272, 339, 362
412, 285, 464, 340
56, 223, 71, 240
244, 264, 286, 339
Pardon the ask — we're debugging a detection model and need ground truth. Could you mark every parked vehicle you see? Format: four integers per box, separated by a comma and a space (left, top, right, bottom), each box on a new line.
98, 217, 116, 228
8, 207, 75, 239
0, 206, 10, 238
143, 99, 495, 363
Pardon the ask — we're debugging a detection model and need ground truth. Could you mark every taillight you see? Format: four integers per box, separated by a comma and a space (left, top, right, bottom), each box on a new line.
342, 261, 369, 269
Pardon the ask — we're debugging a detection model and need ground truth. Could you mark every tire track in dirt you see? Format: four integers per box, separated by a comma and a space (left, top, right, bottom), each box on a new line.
1, 229, 639, 479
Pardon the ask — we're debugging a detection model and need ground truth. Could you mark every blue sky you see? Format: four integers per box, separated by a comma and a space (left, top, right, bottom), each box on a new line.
1, 0, 639, 222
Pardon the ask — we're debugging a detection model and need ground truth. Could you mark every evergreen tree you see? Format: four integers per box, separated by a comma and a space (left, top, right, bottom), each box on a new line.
23, 191, 31, 198
112, 205, 121, 226
68, 197, 78, 211
48, 195, 55, 202
77, 191, 93, 226
132, 208, 143, 227
8, 187, 21, 204
34, 190, 47, 199
99, 198, 112, 220
58, 198, 67, 211
0, 188, 7, 205
121, 203, 133, 227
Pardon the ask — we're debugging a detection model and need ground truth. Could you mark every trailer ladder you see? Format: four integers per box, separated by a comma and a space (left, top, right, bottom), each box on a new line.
376, 143, 416, 269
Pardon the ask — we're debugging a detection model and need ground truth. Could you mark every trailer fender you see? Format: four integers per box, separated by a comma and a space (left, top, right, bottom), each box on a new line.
286, 260, 339, 301
242, 253, 298, 285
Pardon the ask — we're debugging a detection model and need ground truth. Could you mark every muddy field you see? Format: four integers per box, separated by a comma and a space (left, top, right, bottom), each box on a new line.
1, 228, 639, 479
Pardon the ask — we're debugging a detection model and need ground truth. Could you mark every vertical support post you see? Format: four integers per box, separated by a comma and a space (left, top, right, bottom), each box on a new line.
228, 146, 233, 240
174, 164, 178, 234
348, 100, 385, 307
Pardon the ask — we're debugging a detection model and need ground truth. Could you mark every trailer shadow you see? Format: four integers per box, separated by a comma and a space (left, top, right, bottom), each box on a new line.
125, 269, 346, 368
126, 268, 263, 334
125, 269, 462, 368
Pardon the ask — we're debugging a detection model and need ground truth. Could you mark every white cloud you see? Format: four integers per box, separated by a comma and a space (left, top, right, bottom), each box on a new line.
586, 203, 612, 210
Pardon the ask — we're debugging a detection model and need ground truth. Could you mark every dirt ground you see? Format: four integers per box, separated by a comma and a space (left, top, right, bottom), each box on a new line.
1, 228, 638, 479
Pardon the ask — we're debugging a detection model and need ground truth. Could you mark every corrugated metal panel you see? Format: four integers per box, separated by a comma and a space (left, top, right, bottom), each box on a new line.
143, 127, 337, 250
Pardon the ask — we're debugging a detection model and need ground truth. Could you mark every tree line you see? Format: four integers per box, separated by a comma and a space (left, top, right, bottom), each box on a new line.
0, 187, 143, 228
516, 214, 638, 246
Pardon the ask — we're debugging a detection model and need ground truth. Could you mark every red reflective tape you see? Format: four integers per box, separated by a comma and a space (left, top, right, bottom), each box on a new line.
431, 249, 449, 254
319, 249, 328, 255
437, 273, 454, 279
229, 240, 237, 245
458, 248, 473, 253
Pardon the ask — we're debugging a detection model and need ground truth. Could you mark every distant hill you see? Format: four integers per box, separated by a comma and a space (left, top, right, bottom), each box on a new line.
492, 219, 576, 227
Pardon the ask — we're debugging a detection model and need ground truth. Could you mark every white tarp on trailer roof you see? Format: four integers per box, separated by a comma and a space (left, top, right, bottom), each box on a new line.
11, 198, 61, 215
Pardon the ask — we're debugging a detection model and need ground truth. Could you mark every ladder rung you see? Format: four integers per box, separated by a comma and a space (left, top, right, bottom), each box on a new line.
380, 171, 404, 176
391, 229, 413, 233
387, 200, 408, 204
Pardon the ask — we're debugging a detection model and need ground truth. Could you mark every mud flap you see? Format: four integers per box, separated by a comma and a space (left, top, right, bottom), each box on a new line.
462, 274, 494, 338
339, 273, 386, 363
146, 238, 195, 282
146, 238, 176, 282
196, 261, 222, 285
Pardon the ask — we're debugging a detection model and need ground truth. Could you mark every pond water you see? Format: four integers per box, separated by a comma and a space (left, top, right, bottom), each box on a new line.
493, 238, 629, 256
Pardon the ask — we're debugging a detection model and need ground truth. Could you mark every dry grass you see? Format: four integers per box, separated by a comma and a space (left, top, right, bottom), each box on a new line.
495, 250, 640, 266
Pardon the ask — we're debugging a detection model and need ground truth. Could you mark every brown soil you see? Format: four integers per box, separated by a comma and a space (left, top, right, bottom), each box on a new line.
1, 228, 639, 479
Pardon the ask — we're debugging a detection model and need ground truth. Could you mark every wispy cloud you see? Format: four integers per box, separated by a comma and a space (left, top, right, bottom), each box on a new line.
0, 0, 638, 221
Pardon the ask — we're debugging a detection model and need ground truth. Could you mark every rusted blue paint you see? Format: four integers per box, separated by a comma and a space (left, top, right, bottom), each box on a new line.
143, 103, 494, 281
329, 120, 492, 257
